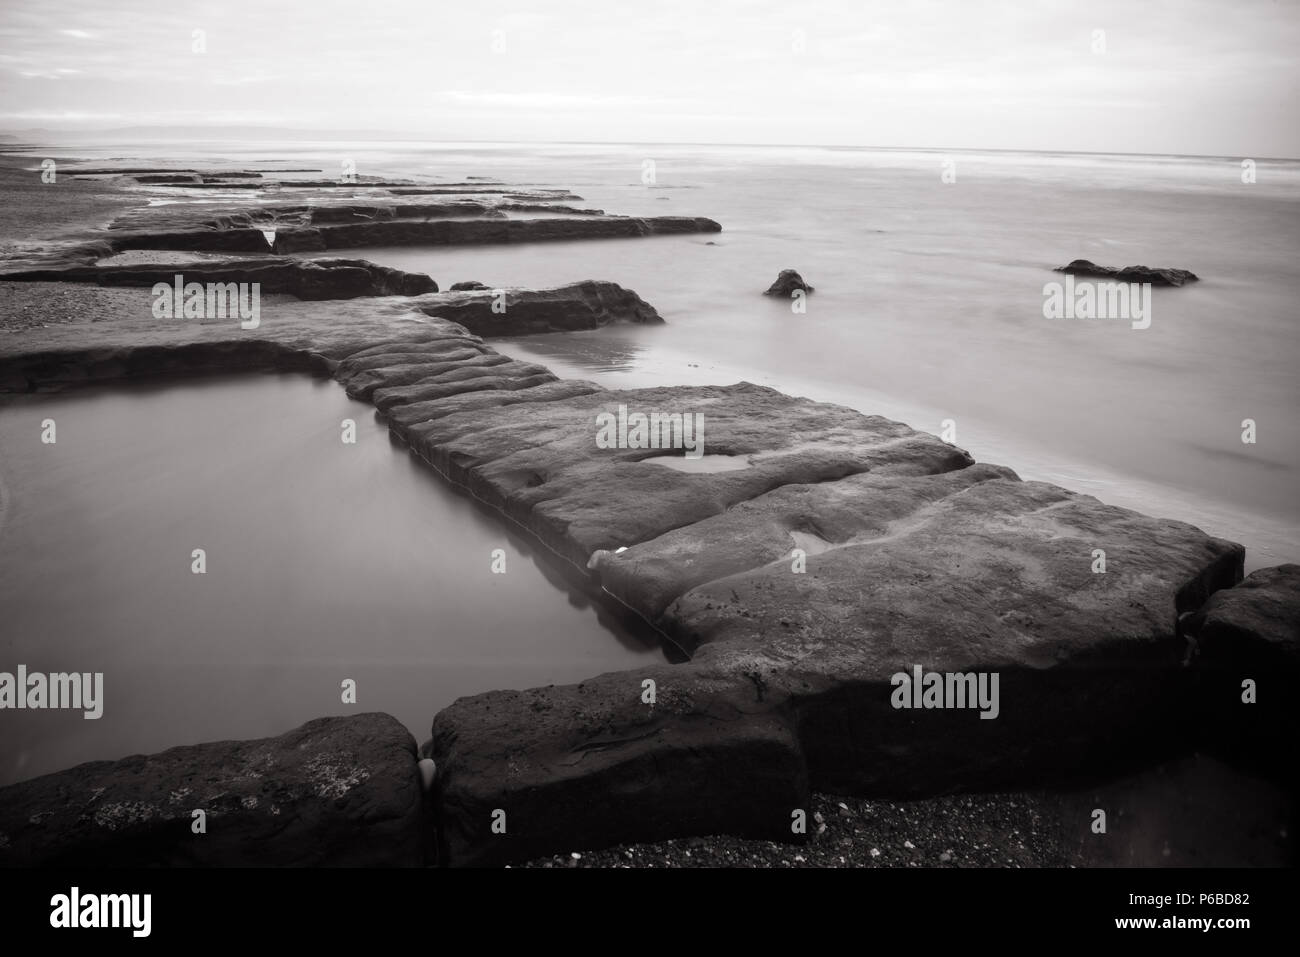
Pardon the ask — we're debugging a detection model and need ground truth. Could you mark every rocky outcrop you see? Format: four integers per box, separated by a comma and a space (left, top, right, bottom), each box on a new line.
1054, 259, 1199, 286
104, 215, 722, 255
408, 280, 663, 336
1184, 564, 1300, 777
0, 257, 438, 300
0, 281, 653, 392
397, 382, 971, 570
449, 280, 490, 291
432, 447, 1241, 865
764, 268, 814, 296
0, 713, 423, 867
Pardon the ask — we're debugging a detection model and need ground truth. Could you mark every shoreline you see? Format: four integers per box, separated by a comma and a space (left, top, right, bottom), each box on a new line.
0, 149, 1294, 868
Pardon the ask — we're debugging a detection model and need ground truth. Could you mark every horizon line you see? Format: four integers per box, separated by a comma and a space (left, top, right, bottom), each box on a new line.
1, 129, 1296, 164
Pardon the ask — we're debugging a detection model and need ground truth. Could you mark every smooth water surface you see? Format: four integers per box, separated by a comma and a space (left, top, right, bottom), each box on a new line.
0, 372, 661, 785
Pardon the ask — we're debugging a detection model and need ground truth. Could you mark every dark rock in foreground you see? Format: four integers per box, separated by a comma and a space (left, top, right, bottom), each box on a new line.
764, 268, 814, 296
0, 713, 423, 867
1054, 259, 1199, 286
1185, 563, 1300, 777
417, 383, 1241, 863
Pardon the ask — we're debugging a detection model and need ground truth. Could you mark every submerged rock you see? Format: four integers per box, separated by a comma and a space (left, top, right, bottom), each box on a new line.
1054, 259, 1199, 286
764, 268, 814, 296
0, 713, 423, 867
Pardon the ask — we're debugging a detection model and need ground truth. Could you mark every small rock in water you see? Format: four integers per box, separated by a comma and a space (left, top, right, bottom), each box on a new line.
450, 280, 490, 291
763, 268, 814, 296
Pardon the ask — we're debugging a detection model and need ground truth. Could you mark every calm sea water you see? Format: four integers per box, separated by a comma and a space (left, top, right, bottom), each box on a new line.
0, 374, 659, 785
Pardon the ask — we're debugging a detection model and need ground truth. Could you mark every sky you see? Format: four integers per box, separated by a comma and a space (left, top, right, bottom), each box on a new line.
0, 0, 1296, 156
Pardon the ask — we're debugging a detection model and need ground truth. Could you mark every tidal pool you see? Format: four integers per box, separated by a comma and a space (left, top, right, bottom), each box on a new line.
0, 372, 662, 786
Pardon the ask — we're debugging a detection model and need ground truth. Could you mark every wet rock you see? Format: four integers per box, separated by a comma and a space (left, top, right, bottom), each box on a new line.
1184, 564, 1300, 777
0, 714, 423, 867
410, 279, 663, 336
764, 269, 814, 296
1054, 259, 1199, 287
407, 382, 969, 570
104, 215, 721, 255
385, 379, 604, 434
432, 446, 1242, 865
449, 280, 490, 291
0, 256, 437, 300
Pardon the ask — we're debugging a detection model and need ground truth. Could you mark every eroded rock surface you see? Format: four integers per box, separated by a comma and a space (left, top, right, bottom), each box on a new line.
0, 713, 422, 866
430, 450, 1242, 865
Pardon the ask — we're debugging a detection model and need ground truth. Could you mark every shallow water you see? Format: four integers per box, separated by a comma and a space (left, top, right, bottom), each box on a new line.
0, 372, 661, 785
641, 453, 752, 472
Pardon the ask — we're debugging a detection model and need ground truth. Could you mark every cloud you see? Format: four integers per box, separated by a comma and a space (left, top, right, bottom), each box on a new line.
0, 0, 1294, 154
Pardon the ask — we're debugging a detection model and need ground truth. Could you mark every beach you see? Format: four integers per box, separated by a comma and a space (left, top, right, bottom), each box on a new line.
0, 142, 1294, 869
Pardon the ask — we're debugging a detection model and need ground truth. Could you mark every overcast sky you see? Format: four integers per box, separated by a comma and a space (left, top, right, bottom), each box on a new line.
1, 0, 1296, 156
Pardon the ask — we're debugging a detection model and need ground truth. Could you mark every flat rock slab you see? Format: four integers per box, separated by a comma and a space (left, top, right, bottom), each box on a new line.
106, 215, 721, 255
0, 713, 423, 866
433, 459, 1243, 865
0, 256, 438, 300
398, 382, 973, 569
0, 281, 656, 392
